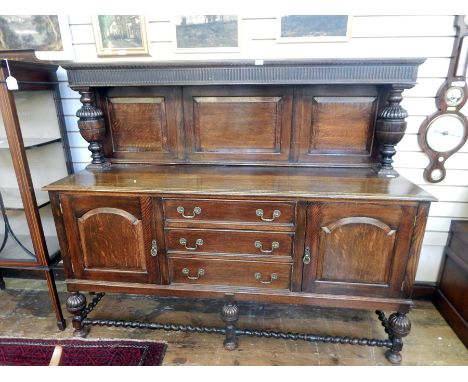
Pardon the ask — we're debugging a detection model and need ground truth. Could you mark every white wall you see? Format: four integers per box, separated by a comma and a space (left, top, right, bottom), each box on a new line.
56, 15, 468, 283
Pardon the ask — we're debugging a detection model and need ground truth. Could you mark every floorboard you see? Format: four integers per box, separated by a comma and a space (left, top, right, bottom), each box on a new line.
0, 278, 467, 366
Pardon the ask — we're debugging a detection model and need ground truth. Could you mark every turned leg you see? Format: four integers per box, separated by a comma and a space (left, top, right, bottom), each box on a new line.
221, 296, 240, 350
66, 292, 90, 337
385, 312, 411, 364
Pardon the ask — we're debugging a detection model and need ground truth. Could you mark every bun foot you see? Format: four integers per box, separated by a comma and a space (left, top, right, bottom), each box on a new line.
73, 325, 90, 338
383, 311, 411, 365
223, 337, 239, 351
385, 349, 402, 364
66, 292, 89, 337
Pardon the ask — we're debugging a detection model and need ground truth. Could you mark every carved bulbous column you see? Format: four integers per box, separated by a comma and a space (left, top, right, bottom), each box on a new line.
66, 291, 90, 337
221, 296, 240, 350
375, 86, 409, 177
385, 312, 411, 364
76, 88, 110, 169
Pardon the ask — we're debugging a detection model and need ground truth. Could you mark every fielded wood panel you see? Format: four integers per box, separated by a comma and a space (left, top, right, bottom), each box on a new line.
183, 86, 293, 162
318, 219, 397, 284
100, 87, 182, 161
294, 86, 380, 165
170, 257, 292, 289
302, 202, 417, 297
108, 98, 168, 151
60, 194, 160, 283
308, 97, 378, 153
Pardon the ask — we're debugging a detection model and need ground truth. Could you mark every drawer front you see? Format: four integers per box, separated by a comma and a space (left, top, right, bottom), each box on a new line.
170, 257, 291, 289
166, 229, 293, 257
164, 199, 295, 225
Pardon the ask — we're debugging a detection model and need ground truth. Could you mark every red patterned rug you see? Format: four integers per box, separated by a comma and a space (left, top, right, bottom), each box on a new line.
0, 338, 167, 366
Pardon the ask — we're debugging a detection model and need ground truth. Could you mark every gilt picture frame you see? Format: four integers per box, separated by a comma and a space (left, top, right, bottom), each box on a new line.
0, 15, 73, 60
174, 15, 240, 53
92, 15, 149, 57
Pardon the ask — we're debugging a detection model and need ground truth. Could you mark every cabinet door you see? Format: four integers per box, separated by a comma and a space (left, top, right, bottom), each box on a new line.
60, 194, 160, 283
302, 202, 417, 297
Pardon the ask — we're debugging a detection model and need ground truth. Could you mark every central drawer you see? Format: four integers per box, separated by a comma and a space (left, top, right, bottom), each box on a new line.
170, 257, 291, 289
163, 199, 296, 227
166, 228, 293, 258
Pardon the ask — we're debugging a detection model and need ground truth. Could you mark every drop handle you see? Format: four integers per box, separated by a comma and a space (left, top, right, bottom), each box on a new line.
182, 267, 205, 280
303, 246, 311, 264
179, 238, 204, 251
177, 206, 201, 218
254, 272, 278, 284
150, 240, 158, 257
256, 209, 281, 222
254, 241, 279, 253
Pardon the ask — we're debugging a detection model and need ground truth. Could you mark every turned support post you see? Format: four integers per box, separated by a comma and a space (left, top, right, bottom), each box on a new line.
384, 311, 411, 364
66, 291, 90, 337
221, 295, 240, 350
375, 86, 410, 177
75, 88, 110, 169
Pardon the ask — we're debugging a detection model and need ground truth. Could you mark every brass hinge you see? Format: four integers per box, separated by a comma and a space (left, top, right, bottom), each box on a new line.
413, 215, 418, 227
59, 202, 63, 214
401, 280, 406, 292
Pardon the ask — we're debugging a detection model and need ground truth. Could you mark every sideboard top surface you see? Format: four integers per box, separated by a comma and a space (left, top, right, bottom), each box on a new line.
44, 165, 435, 201
62, 59, 425, 87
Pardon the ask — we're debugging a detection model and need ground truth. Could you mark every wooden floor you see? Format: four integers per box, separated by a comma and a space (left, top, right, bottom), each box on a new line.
0, 278, 467, 366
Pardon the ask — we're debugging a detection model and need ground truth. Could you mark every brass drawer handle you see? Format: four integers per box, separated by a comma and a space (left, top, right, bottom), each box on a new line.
179, 238, 204, 251
182, 267, 205, 280
254, 240, 279, 253
256, 209, 281, 222
254, 272, 278, 284
177, 206, 202, 219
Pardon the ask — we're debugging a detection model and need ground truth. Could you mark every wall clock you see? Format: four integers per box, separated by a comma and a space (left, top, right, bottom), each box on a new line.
419, 111, 467, 182
419, 15, 468, 182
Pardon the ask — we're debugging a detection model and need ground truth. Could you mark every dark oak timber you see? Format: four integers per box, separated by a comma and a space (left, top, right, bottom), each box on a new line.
45, 59, 432, 364
433, 221, 468, 346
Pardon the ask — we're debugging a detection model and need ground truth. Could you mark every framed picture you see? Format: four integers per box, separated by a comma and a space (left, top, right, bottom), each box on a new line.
277, 15, 352, 42
175, 15, 239, 52
92, 15, 149, 57
0, 15, 73, 60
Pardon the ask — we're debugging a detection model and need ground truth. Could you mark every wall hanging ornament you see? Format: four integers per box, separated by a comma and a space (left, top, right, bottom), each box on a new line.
418, 15, 468, 183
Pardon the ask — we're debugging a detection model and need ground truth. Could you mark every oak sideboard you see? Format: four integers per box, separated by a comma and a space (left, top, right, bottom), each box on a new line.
44, 60, 435, 364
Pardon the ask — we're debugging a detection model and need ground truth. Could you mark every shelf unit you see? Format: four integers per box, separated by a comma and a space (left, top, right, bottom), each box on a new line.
0, 50, 72, 330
